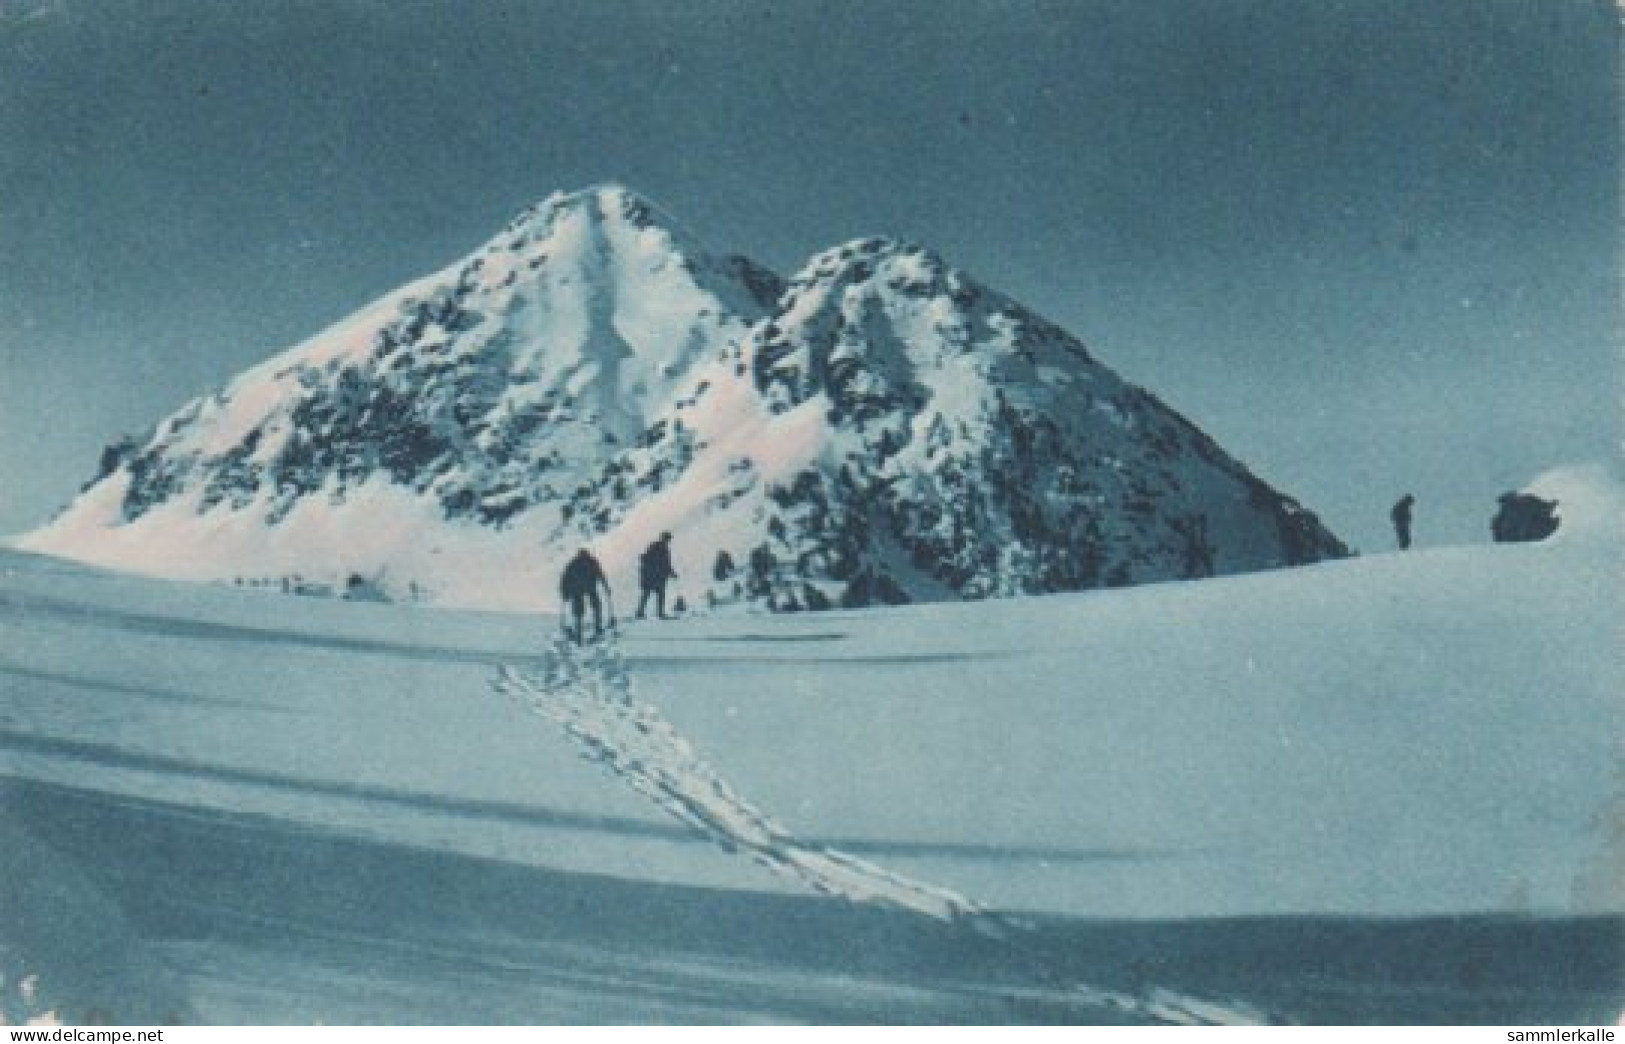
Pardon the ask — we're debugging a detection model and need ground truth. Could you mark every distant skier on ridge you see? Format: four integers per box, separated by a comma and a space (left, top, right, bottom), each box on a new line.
636, 532, 678, 620
559, 547, 612, 643
1390, 494, 1416, 551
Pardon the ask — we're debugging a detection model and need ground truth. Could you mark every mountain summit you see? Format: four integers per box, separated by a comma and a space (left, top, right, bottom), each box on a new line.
22, 187, 1348, 610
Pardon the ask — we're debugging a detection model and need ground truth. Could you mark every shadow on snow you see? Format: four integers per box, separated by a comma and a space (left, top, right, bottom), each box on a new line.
4, 778, 1619, 1025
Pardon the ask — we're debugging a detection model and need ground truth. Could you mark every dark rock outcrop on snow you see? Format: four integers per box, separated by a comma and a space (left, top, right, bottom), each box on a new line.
1492, 493, 1560, 543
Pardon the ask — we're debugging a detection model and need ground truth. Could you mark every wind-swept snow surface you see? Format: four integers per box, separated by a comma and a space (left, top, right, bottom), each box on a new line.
0, 463, 1619, 1023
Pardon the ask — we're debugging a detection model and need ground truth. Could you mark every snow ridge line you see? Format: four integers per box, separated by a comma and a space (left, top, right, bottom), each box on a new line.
492, 637, 982, 922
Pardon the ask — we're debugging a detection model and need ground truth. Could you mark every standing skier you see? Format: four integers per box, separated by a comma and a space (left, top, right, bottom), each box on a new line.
1390, 494, 1416, 551
559, 547, 612, 643
636, 532, 678, 620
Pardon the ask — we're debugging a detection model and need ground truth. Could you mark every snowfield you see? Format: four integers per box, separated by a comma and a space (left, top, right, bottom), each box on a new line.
1, 464, 1620, 1024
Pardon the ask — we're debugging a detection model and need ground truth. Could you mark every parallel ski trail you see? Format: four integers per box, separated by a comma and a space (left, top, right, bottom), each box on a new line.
494, 636, 979, 921
491, 636, 1274, 1025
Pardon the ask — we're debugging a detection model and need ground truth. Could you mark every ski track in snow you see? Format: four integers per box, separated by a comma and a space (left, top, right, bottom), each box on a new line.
494, 636, 981, 922
492, 637, 1270, 1026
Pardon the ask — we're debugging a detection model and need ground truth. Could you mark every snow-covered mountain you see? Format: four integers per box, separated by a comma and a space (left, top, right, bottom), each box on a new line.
21, 184, 1347, 609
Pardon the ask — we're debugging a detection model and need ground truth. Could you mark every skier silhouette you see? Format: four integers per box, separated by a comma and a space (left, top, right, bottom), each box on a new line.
1391, 494, 1416, 550
636, 532, 678, 620
559, 547, 611, 643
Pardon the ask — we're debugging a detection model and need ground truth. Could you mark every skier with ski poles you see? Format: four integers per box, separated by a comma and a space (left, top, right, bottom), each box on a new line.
636, 532, 679, 620
559, 547, 613, 644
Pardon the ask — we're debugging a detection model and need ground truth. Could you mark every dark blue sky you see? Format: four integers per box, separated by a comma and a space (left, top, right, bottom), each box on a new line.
1, 0, 1617, 550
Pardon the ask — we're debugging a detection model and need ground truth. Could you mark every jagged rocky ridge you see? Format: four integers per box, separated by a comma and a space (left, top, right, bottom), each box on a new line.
23, 185, 1348, 611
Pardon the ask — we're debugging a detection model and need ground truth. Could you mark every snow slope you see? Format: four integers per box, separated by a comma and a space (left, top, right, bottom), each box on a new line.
1, 464, 1619, 1023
